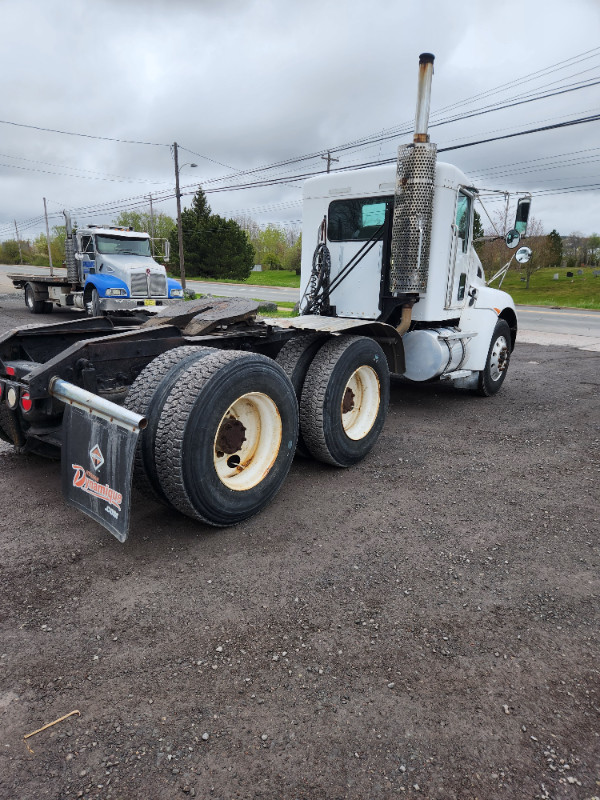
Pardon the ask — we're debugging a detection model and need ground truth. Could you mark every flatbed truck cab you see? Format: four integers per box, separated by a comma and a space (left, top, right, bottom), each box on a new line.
10, 217, 183, 316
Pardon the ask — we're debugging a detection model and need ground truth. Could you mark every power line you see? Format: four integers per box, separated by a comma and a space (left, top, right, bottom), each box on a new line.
0, 160, 171, 185
0, 119, 168, 147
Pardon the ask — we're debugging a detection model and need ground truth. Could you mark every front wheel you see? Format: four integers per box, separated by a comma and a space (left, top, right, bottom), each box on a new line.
477, 319, 512, 397
25, 283, 45, 314
88, 287, 103, 317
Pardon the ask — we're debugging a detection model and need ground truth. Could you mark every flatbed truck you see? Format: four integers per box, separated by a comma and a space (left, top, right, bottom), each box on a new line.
9, 218, 182, 315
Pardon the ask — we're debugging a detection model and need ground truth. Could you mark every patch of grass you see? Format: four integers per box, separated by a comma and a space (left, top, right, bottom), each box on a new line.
494, 267, 600, 309
257, 309, 296, 319
172, 270, 301, 288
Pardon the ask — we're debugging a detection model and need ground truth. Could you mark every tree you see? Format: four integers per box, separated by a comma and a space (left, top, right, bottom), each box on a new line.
546, 229, 563, 268
473, 210, 485, 254
587, 233, 600, 266
0, 240, 21, 264
169, 188, 254, 281
113, 209, 176, 241
253, 225, 288, 270
282, 234, 302, 274
518, 216, 547, 288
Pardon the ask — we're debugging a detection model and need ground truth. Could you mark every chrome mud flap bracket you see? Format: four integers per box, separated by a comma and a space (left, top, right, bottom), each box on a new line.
50, 378, 147, 542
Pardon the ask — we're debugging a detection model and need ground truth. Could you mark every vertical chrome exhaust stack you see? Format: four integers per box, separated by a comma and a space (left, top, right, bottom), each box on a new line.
63, 210, 79, 284
389, 53, 438, 295
414, 53, 435, 143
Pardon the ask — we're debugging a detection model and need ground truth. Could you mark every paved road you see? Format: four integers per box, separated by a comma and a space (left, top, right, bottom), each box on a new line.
2, 264, 599, 348
187, 278, 298, 304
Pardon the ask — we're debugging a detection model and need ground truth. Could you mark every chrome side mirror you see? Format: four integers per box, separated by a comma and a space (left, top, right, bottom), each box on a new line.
516, 246, 532, 264
505, 229, 521, 248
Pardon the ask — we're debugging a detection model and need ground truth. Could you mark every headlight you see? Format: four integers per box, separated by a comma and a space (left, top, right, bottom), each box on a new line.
170, 289, 184, 298
105, 288, 127, 297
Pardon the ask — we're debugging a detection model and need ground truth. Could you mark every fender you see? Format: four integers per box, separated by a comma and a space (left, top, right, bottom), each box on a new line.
167, 277, 184, 297
264, 314, 405, 374
84, 274, 130, 298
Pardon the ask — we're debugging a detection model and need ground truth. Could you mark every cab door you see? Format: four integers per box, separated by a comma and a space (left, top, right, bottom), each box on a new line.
326, 195, 392, 319
80, 235, 96, 277
445, 189, 474, 309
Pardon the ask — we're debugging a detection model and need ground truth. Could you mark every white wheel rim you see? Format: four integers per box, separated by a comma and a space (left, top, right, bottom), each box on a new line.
340, 365, 380, 441
213, 392, 282, 491
26, 288, 33, 308
489, 335, 509, 382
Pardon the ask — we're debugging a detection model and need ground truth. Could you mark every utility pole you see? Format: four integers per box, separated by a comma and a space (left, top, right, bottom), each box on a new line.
321, 150, 339, 173
14, 220, 23, 264
148, 192, 155, 258
43, 197, 54, 275
173, 142, 186, 291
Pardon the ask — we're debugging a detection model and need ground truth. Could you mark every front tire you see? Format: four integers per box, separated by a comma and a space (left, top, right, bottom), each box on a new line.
300, 336, 389, 467
25, 283, 45, 314
477, 319, 511, 397
88, 287, 102, 317
155, 351, 298, 527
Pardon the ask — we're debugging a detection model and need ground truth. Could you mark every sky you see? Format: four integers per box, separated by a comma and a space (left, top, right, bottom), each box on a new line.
1, 0, 599, 246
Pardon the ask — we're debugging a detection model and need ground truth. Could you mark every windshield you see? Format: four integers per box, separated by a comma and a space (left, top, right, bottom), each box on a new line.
96, 235, 151, 256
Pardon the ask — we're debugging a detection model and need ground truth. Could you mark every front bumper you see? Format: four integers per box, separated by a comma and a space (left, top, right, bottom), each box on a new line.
98, 298, 183, 313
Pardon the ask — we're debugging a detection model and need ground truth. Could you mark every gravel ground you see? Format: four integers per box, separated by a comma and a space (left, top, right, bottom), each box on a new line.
0, 296, 598, 800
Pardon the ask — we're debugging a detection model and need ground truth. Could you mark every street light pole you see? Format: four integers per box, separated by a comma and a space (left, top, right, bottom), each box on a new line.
173, 141, 186, 291
148, 192, 155, 258
14, 220, 23, 264
173, 144, 198, 293
43, 197, 54, 275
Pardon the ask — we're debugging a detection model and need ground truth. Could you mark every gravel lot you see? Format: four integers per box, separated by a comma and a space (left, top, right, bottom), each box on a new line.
0, 296, 598, 799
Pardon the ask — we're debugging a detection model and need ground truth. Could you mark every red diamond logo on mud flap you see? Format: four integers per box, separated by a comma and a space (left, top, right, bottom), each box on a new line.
90, 444, 104, 471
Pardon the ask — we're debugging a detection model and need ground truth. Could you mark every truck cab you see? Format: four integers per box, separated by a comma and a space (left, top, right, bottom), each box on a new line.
75, 225, 183, 315
300, 159, 525, 391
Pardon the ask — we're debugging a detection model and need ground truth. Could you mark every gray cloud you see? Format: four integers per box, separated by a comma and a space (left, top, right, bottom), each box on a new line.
1, 0, 599, 240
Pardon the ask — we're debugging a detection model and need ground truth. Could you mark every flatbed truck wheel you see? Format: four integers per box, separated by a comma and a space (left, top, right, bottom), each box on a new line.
124, 346, 215, 503
154, 351, 298, 527
88, 287, 102, 317
276, 333, 326, 457
477, 319, 511, 397
300, 335, 390, 467
25, 283, 45, 314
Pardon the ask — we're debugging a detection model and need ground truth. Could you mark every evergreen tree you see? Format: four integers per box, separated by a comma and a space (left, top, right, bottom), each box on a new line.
473, 210, 484, 254
546, 229, 563, 268
169, 188, 254, 280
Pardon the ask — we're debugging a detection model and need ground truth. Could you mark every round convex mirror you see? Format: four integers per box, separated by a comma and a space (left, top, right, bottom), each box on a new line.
515, 246, 532, 264
505, 229, 521, 248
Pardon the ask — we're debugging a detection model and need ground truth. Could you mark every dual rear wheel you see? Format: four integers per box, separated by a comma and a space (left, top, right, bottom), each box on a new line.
125, 335, 390, 527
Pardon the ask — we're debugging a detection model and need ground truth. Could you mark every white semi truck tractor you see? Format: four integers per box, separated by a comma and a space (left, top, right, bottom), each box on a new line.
288, 52, 531, 397
0, 53, 531, 541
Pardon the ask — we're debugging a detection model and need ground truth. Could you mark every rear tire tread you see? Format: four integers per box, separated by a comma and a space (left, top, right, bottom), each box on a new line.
276, 333, 325, 457
124, 346, 213, 501
155, 350, 254, 523
300, 335, 389, 467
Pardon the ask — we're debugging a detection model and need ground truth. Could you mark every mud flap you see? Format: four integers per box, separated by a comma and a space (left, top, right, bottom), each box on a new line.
61, 405, 139, 542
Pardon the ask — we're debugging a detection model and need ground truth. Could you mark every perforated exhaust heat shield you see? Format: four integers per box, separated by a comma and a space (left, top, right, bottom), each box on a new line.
389, 141, 437, 294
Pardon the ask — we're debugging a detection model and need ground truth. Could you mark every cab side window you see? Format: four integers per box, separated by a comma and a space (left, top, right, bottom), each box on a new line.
328, 196, 392, 241
81, 236, 95, 257
455, 192, 471, 253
